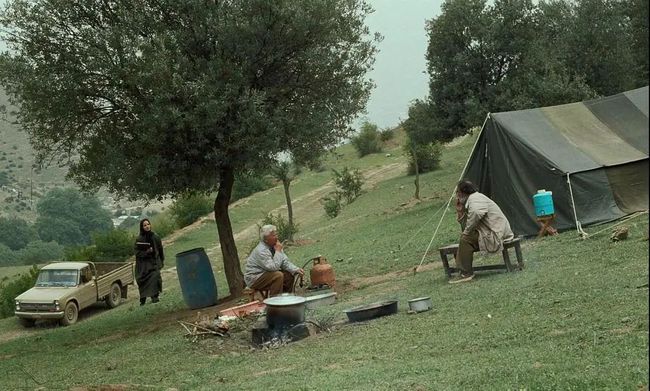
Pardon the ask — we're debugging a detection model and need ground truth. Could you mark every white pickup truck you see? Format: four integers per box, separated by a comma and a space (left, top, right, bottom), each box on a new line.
14, 261, 134, 327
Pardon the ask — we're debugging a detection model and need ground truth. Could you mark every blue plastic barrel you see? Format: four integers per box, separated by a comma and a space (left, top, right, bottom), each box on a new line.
175, 247, 218, 309
533, 190, 555, 217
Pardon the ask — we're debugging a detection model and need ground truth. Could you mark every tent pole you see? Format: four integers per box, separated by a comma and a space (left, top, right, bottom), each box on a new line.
566, 173, 589, 239
414, 114, 490, 272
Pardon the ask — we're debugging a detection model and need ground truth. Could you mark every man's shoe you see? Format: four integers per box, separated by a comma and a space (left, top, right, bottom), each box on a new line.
449, 274, 475, 284
151, 296, 160, 303
139, 298, 146, 306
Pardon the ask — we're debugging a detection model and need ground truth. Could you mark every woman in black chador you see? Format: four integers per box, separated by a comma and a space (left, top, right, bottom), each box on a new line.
134, 218, 164, 305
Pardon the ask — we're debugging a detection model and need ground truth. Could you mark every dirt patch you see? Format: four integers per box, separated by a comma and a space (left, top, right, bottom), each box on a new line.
0, 354, 16, 361
345, 262, 439, 290
609, 326, 634, 335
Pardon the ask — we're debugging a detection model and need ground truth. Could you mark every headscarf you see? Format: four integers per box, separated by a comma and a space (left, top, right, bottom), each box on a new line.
139, 218, 155, 247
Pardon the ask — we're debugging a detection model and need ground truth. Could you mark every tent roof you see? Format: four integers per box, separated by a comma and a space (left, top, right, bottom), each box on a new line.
489, 86, 649, 174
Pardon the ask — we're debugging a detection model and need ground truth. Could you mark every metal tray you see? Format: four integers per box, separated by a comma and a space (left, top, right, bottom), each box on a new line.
343, 300, 398, 322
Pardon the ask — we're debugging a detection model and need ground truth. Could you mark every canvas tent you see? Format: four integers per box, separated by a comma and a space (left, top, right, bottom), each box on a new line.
463, 86, 649, 237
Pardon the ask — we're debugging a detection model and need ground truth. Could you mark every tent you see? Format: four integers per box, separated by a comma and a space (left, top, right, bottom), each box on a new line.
463, 86, 649, 237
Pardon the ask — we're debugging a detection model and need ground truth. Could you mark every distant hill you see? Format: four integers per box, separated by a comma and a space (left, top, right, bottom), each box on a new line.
0, 89, 70, 221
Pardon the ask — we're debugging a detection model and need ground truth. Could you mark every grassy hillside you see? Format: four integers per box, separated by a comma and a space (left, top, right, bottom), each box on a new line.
0, 131, 647, 390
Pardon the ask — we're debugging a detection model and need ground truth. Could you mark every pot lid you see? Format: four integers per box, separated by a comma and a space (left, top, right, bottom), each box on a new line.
263, 294, 306, 306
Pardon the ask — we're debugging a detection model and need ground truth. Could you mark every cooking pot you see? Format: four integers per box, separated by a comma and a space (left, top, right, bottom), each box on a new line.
263, 294, 306, 329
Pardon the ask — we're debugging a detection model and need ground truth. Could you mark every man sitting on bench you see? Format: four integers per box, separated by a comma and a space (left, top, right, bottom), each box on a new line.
451, 180, 514, 284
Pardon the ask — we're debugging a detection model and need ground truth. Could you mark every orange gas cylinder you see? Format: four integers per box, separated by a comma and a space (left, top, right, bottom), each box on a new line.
310, 256, 336, 288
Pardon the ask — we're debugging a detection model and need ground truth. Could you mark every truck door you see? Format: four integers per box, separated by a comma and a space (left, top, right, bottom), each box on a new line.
77, 267, 98, 310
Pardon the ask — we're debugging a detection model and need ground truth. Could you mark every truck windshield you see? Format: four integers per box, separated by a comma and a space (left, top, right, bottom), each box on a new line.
35, 270, 79, 287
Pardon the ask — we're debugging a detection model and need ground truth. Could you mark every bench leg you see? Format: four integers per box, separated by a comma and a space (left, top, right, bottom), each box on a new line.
514, 242, 524, 270
502, 248, 514, 272
439, 250, 453, 279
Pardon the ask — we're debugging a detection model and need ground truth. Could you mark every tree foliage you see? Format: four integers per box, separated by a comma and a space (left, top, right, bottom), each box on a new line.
425, 0, 647, 141
169, 193, 213, 228
0, 216, 34, 250
34, 188, 112, 247
351, 121, 382, 157
0, 0, 378, 295
0, 265, 39, 319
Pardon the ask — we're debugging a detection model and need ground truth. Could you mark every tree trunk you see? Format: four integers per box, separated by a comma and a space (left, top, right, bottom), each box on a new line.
282, 179, 294, 241
413, 147, 420, 200
213, 167, 244, 296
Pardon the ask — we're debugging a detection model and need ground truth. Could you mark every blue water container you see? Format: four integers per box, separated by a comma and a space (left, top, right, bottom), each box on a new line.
533, 189, 555, 217
175, 247, 218, 309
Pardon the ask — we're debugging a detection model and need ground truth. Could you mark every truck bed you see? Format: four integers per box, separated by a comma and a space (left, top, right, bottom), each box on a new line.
95, 262, 135, 299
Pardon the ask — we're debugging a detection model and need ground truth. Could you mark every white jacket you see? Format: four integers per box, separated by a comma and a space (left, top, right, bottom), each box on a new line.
244, 241, 299, 287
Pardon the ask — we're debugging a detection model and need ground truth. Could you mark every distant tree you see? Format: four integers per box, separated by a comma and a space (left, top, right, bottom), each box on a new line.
92, 229, 134, 261
34, 188, 112, 246
169, 193, 213, 228
401, 99, 442, 200
271, 160, 301, 241
351, 121, 382, 157
424, 0, 646, 141
0, 243, 16, 266
0, 1, 378, 295
0, 216, 34, 250
16, 240, 63, 265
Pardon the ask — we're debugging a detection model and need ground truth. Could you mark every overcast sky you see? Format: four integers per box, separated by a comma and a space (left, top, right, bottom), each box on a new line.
0, 0, 443, 129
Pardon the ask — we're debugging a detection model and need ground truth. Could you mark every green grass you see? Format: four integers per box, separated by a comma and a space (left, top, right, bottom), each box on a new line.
0, 131, 647, 390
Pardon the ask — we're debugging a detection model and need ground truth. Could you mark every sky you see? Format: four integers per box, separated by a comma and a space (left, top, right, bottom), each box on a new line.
363, 0, 442, 129
0, 0, 444, 129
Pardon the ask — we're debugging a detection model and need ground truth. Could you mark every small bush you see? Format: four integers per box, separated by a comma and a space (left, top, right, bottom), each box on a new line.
332, 167, 364, 204
0, 244, 17, 266
231, 173, 273, 202
405, 142, 442, 175
148, 213, 176, 239
92, 229, 134, 262
379, 128, 395, 141
261, 213, 298, 243
170, 193, 213, 228
321, 192, 343, 218
351, 121, 382, 157
17, 240, 64, 265
0, 265, 39, 319
63, 245, 98, 263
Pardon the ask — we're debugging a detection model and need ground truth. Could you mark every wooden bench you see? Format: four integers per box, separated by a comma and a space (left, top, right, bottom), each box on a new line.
438, 237, 524, 279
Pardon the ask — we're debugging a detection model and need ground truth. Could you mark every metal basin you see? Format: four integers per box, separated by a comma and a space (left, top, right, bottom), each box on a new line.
344, 300, 398, 322
407, 296, 432, 313
304, 292, 337, 310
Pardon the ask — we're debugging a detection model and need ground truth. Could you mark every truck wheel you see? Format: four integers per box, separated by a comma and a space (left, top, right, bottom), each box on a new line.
18, 318, 35, 328
60, 301, 78, 326
106, 283, 122, 308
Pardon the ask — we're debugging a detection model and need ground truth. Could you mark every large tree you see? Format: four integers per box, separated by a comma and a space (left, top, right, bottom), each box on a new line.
425, 0, 645, 141
0, 0, 377, 295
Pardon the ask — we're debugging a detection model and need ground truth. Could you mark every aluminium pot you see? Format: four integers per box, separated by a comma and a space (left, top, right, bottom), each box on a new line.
263, 294, 306, 329
407, 296, 432, 313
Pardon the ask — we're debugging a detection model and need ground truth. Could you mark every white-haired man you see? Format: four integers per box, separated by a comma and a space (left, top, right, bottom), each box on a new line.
244, 224, 304, 296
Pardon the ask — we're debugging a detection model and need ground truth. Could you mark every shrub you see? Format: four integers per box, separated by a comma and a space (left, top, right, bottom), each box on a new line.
379, 128, 395, 141
92, 229, 134, 262
63, 245, 98, 263
405, 142, 442, 175
0, 265, 39, 319
148, 213, 176, 239
321, 192, 343, 218
261, 213, 298, 243
169, 193, 213, 228
0, 244, 17, 266
332, 167, 364, 204
351, 121, 382, 157
0, 216, 34, 250
17, 240, 64, 265
231, 172, 273, 202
